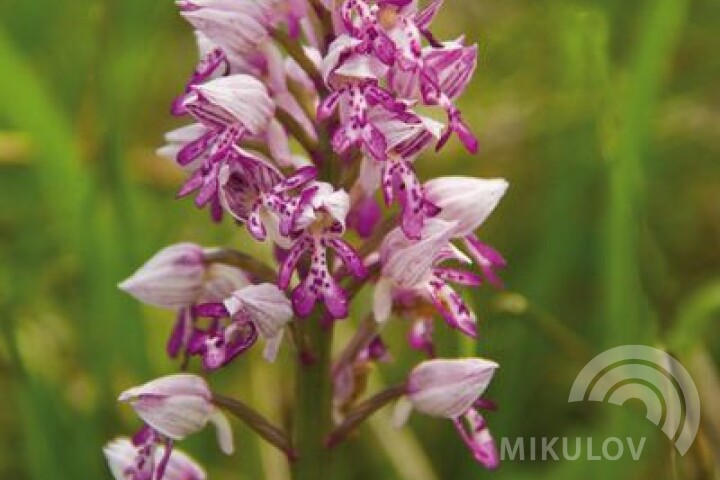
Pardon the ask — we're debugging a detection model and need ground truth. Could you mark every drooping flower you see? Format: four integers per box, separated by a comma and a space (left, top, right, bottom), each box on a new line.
119, 374, 234, 455
218, 151, 317, 245
187, 282, 292, 367
104, 436, 206, 480
119, 245, 251, 362
173, 74, 275, 220
404, 358, 497, 418
278, 183, 367, 319
424, 176, 508, 286
454, 407, 500, 469
395, 357, 499, 469
374, 218, 482, 337
223, 283, 294, 361
119, 243, 206, 309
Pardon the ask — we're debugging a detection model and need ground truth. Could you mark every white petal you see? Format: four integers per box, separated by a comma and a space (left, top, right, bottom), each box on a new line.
224, 283, 292, 339
103, 438, 136, 480
392, 397, 414, 428
118, 243, 206, 309
424, 177, 508, 237
133, 395, 213, 440
408, 358, 498, 418
380, 219, 457, 288
262, 330, 284, 362
210, 409, 235, 455
373, 277, 394, 324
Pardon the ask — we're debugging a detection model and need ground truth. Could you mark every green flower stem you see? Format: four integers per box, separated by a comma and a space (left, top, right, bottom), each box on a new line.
203, 248, 277, 283
292, 316, 334, 480
212, 394, 297, 461
326, 384, 407, 448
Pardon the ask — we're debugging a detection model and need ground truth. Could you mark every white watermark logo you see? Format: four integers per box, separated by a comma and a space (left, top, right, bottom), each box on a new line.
568, 345, 700, 455
500, 436, 646, 461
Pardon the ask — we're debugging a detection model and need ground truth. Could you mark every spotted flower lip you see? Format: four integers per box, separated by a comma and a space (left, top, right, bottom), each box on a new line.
104, 437, 207, 480
454, 408, 500, 469
278, 183, 367, 320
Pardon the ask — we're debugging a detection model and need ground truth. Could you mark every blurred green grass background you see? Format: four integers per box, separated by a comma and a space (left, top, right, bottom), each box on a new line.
1, 0, 719, 479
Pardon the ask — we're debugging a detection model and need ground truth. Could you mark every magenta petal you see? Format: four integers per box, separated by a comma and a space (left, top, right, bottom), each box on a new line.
428, 281, 477, 338
167, 308, 192, 359
317, 91, 341, 121
374, 31, 397, 65
328, 238, 367, 278
415, 0, 444, 30
192, 302, 228, 318
465, 234, 506, 288
278, 237, 311, 289
247, 208, 267, 241
155, 439, 174, 480
278, 166, 317, 192
177, 169, 205, 198
455, 116, 479, 154
365, 125, 388, 162
292, 282, 318, 317
323, 279, 349, 319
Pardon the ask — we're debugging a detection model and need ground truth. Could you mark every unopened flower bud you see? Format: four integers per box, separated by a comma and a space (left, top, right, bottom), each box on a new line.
119, 243, 206, 309
406, 358, 498, 418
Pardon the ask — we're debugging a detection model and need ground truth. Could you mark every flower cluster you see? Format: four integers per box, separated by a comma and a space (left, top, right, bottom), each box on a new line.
107, 1, 509, 478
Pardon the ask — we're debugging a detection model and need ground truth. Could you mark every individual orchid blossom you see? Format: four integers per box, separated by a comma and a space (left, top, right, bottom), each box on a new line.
394, 358, 500, 470
104, 436, 206, 480
173, 74, 275, 220
374, 218, 483, 337
119, 245, 251, 363
223, 283, 294, 361
112, 0, 510, 475
218, 150, 317, 245
119, 374, 234, 455
404, 358, 498, 418
278, 183, 367, 319
424, 176, 509, 286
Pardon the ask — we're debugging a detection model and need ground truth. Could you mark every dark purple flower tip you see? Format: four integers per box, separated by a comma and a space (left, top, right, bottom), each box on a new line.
348, 196, 382, 238
192, 302, 229, 318
379, 0, 414, 7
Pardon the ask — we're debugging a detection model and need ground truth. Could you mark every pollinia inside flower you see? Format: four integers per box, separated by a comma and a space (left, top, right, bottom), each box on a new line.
105, 1, 509, 478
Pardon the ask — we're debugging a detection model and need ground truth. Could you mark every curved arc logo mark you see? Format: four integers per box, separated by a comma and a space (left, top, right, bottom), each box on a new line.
568, 345, 700, 455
